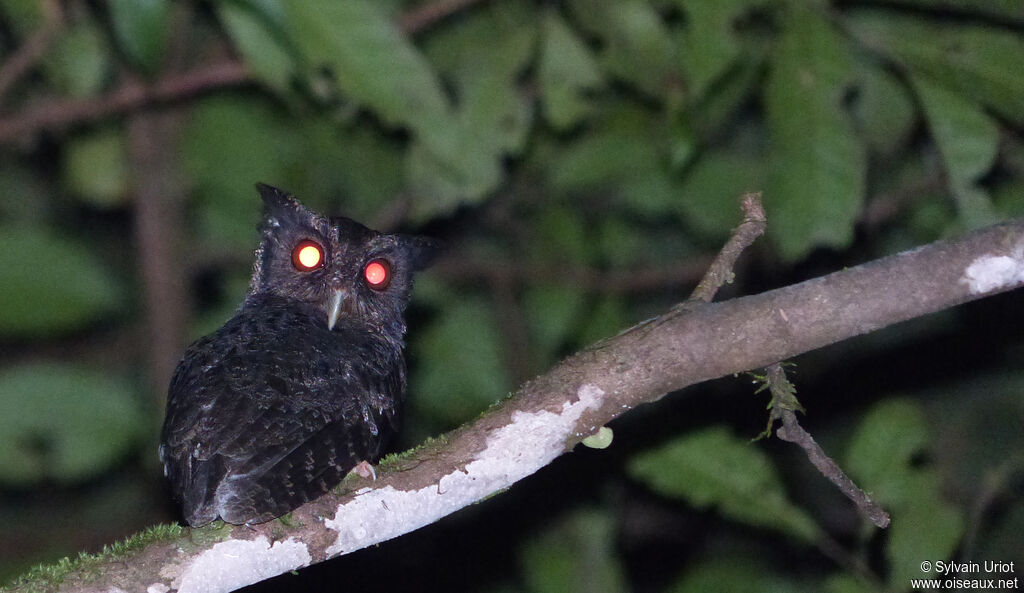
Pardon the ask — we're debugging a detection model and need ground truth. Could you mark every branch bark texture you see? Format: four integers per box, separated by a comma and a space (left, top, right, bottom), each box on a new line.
14, 219, 1024, 593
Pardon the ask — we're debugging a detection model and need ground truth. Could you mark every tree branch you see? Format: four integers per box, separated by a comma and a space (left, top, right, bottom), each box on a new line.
0, 0, 489, 144
689, 192, 766, 303
10, 218, 1024, 593
0, 59, 251, 143
765, 363, 891, 528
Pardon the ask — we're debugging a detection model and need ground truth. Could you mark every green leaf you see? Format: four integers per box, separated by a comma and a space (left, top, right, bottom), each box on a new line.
186, 95, 408, 245
0, 226, 121, 337
886, 477, 965, 588
856, 0, 1024, 27
410, 296, 511, 428
577, 296, 629, 346
551, 104, 680, 216
674, 0, 762, 100
108, 0, 169, 73
538, 11, 604, 130
846, 10, 1024, 126
0, 364, 143, 485
912, 76, 999, 229
844, 398, 965, 588
529, 204, 590, 264
454, 28, 534, 157
521, 509, 628, 593
63, 128, 129, 207
422, 1, 534, 156
629, 426, 821, 543
824, 574, 876, 593
667, 558, 812, 593
408, 4, 536, 220
567, 0, 678, 99
284, 0, 450, 133
845, 398, 930, 504
993, 179, 1024, 219
43, 21, 109, 97
405, 128, 503, 222
691, 52, 764, 139
850, 63, 916, 157
765, 3, 865, 260
523, 285, 586, 364
184, 97, 299, 248
597, 217, 643, 268
219, 1, 296, 93
0, 159, 51, 223
0, 0, 45, 35
552, 106, 658, 190
676, 149, 766, 238
317, 124, 406, 223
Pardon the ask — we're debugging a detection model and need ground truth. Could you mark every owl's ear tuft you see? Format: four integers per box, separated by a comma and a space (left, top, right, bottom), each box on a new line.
256, 183, 317, 230
255, 183, 307, 215
401, 236, 441, 272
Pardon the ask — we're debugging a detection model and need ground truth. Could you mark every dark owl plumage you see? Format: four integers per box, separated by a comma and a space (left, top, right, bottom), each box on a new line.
160, 184, 434, 526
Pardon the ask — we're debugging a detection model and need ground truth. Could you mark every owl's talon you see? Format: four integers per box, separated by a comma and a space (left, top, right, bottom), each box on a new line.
350, 460, 377, 481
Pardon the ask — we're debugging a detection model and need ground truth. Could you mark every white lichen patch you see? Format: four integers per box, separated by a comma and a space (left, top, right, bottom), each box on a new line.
177, 537, 311, 593
147, 584, 170, 593
325, 384, 606, 556
962, 246, 1024, 294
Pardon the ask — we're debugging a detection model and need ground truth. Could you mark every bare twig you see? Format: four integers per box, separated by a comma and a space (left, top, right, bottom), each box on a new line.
766, 363, 891, 528
11, 217, 1024, 593
690, 192, 767, 303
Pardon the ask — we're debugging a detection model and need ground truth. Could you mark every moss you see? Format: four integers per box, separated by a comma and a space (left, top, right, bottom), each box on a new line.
2, 523, 186, 592
377, 434, 451, 472
104, 523, 185, 557
181, 521, 233, 552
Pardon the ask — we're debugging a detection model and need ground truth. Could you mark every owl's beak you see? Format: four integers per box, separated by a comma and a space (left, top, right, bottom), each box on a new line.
327, 288, 347, 330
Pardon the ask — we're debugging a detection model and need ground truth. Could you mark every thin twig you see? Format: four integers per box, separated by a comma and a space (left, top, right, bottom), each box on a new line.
766, 363, 891, 528
689, 192, 766, 303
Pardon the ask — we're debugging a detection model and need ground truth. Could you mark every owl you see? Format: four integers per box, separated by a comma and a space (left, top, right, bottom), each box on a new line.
160, 183, 435, 526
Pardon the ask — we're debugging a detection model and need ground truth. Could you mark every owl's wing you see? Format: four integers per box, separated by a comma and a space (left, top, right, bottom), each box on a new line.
161, 318, 404, 526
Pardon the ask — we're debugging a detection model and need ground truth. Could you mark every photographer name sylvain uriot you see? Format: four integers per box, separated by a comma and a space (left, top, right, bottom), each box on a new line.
932, 561, 1016, 576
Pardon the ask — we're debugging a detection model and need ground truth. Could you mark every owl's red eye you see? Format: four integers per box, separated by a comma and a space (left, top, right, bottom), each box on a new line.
292, 240, 324, 271
364, 259, 391, 290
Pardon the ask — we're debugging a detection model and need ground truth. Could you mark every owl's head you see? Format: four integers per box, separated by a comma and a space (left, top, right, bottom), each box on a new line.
247, 184, 436, 337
